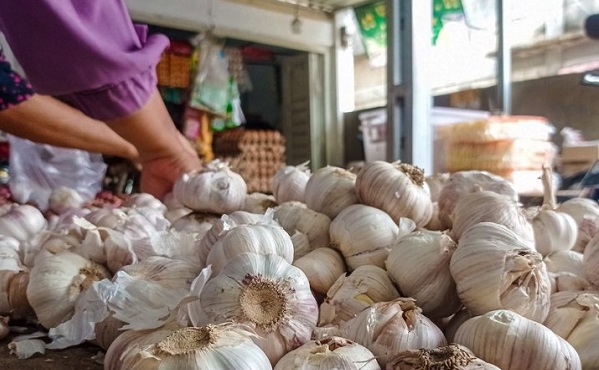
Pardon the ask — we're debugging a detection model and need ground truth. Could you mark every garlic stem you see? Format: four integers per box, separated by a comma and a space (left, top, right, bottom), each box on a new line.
541, 165, 556, 210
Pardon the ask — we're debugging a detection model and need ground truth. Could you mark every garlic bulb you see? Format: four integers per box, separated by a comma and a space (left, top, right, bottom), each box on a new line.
0, 315, 8, 340
290, 231, 311, 260
206, 222, 294, 275
583, 233, 599, 286
355, 161, 433, 227
386, 344, 500, 370
84, 208, 127, 229
549, 272, 592, 294
197, 211, 265, 266
454, 309, 581, 370
48, 186, 85, 214
274, 201, 331, 250
27, 251, 110, 328
557, 197, 599, 252
340, 298, 447, 368
170, 212, 219, 237
438, 170, 518, 229
319, 265, 400, 325
122, 193, 167, 214
386, 230, 460, 318
272, 161, 311, 204
450, 222, 551, 322
200, 253, 318, 365
533, 210, 578, 256
244, 192, 278, 214
304, 166, 359, 219
543, 291, 599, 369
425, 173, 450, 202
274, 336, 380, 370
532, 166, 578, 256
292, 247, 346, 296
0, 204, 47, 242
105, 323, 272, 370
173, 160, 247, 214
450, 190, 534, 243
544, 250, 584, 275
330, 204, 399, 271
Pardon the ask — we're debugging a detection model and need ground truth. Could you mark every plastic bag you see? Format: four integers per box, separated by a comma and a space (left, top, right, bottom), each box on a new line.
8, 135, 106, 211
188, 38, 230, 114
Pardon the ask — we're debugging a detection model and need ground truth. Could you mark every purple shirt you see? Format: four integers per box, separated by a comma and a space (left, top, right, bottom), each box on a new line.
0, 1, 170, 120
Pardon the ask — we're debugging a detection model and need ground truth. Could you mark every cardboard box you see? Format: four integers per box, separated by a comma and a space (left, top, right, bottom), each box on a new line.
560, 143, 599, 176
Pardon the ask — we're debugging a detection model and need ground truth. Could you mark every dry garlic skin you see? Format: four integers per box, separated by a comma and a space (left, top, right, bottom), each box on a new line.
304, 166, 359, 219
200, 252, 318, 364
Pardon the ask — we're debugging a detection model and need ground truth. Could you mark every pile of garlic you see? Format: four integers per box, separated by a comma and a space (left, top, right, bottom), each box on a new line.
0, 159, 597, 370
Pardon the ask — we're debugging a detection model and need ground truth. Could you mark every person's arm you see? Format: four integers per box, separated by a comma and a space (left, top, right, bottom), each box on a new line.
106, 89, 201, 198
0, 94, 139, 161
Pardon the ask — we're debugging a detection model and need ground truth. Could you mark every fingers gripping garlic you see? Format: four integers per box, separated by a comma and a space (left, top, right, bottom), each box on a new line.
200, 253, 318, 365
355, 161, 433, 227
450, 222, 551, 322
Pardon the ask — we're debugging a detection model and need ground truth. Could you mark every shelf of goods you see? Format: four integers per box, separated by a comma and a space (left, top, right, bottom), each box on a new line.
213, 129, 286, 193
437, 115, 556, 196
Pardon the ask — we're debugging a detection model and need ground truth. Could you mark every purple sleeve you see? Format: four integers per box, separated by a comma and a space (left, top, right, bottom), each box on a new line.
0, 1, 170, 120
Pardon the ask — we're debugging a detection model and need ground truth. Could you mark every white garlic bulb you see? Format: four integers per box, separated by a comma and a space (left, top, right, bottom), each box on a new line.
355, 161, 433, 227
292, 247, 346, 296
244, 192, 278, 214
549, 272, 592, 294
27, 251, 110, 328
584, 233, 599, 286
450, 222, 551, 322
557, 197, 599, 252
274, 336, 380, 370
206, 222, 294, 275
543, 291, 599, 369
84, 208, 127, 229
386, 344, 500, 370
274, 201, 331, 250
438, 170, 518, 229
319, 265, 400, 325
197, 211, 265, 266
454, 309, 581, 370
304, 166, 359, 219
272, 161, 311, 204
386, 230, 460, 318
48, 186, 85, 214
200, 253, 318, 365
340, 298, 447, 368
533, 166, 578, 256
533, 210, 578, 256
0, 204, 47, 242
330, 204, 399, 271
450, 190, 534, 243
104, 323, 272, 370
170, 212, 219, 237
424, 202, 445, 231
173, 160, 247, 214
123, 193, 167, 213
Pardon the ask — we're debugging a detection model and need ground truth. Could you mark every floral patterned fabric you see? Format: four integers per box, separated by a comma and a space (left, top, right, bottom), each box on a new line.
0, 51, 32, 111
